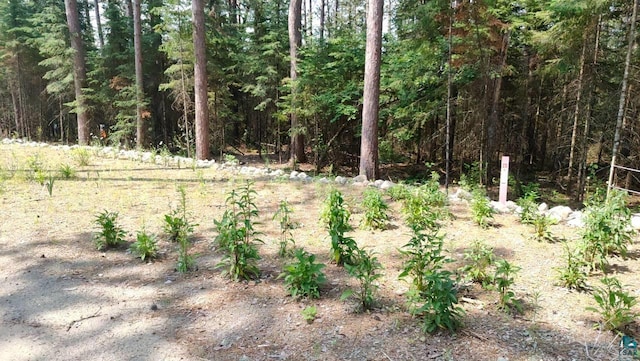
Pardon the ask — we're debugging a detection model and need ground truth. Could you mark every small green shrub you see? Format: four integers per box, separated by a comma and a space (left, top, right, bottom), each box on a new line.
342, 249, 383, 312
386, 184, 411, 201
470, 189, 494, 229
580, 189, 635, 272
71, 147, 91, 166
281, 249, 326, 299
130, 229, 159, 261
273, 200, 296, 257
516, 184, 539, 225
301, 306, 317, 323
93, 210, 126, 251
555, 242, 588, 291
321, 189, 357, 266
461, 240, 495, 286
58, 164, 76, 179
586, 277, 638, 331
399, 229, 447, 293
214, 182, 263, 280
458, 162, 481, 191
360, 189, 389, 230
412, 269, 465, 333
531, 213, 555, 242
492, 259, 522, 314
163, 185, 197, 242
401, 173, 448, 231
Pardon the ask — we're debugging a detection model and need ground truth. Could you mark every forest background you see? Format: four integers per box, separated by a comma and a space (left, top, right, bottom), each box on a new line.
0, 0, 639, 201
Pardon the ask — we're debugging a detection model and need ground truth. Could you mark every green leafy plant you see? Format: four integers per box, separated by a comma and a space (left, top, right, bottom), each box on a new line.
163, 185, 197, 242
176, 235, 195, 273
130, 229, 159, 261
273, 200, 296, 257
399, 229, 447, 293
555, 242, 588, 291
93, 210, 126, 251
470, 189, 494, 229
586, 277, 638, 331
492, 259, 522, 314
530, 213, 556, 242
223, 153, 239, 165
516, 184, 539, 225
281, 249, 327, 299
401, 173, 448, 231
413, 269, 465, 333
342, 248, 383, 312
386, 183, 411, 201
460, 240, 495, 286
580, 189, 635, 272
44, 173, 54, 196
301, 306, 317, 324
58, 164, 76, 179
71, 147, 91, 166
458, 162, 481, 191
321, 189, 357, 266
360, 189, 389, 230
214, 181, 263, 280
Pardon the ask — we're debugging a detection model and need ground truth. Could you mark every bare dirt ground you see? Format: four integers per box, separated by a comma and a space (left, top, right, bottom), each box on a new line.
1, 143, 639, 361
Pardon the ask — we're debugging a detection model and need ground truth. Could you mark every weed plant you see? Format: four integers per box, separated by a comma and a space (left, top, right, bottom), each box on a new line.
176, 235, 195, 272
93, 210, 126, 250
71, 148, 91, 166
580, 189, 635, 272
458, 162, 481, 191
386, 183, 411, 201
402, 173, 448, 231
470, 189, 494, 229
58, 164, 76, 179
44, 173, 54, 196
163, 185, 197, 242
586, 277, 638, 331
321, 189, 358, 266
301, 306, 317, 323
214, 181, 263, 280
399, 228, 447, 293
360, 189, 389, 230
281, 249, 326, 299
516, 184, 540, 224
555, 243, 587, 290
130, 229, 159, 261
531, 213, 556, 242
342, 248, 383, 312
461, 240, 495, 286
273, 200, 296, 257
414, 269, 465, 333
492, 259, 522, 314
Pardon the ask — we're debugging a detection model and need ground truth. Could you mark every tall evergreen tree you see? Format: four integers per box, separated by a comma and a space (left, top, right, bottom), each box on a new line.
65, 0, 90, 144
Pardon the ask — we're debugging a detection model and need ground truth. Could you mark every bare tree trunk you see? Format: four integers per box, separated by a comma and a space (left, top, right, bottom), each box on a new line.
608, 0, 638, 196
359, 0, 383, 180
320, 0, 325, 40
567, 34, 587, 192
133, 0, 145, 148
94, 0, 104, 48
486, 31, 509, 183
193, 0, 209, 160
289, 0, 306, 163
65, 0, 89, 145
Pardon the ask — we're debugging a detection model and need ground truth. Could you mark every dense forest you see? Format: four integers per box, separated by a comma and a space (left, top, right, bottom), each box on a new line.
0, 0, 638, 198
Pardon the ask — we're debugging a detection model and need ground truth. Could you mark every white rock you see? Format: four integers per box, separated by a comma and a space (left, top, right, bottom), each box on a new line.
567, 217, 584, 228
548, 206, 573, 222
297, 172, 309, 180
454, 188, 473, 201
335, 176, 347, 185
289, 171, 299, 179
269, 169, 284, 177
374, 179, 384, 187
353, 174, 367, 183
380, 180, 394, 190
505, 201, 518, 212
317, 177, 330, 184
538, 202, 549, 212
490, 201, 511, 214
631, 214, 640, 230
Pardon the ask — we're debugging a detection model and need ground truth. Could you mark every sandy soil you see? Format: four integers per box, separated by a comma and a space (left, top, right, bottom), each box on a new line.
1, 143, 639, 361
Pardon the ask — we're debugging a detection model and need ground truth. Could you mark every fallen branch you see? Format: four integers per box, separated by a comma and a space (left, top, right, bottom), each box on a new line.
66, 307, 102, 332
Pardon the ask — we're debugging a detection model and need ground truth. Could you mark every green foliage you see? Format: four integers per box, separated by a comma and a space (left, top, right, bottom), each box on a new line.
342, 249, 383, 312
57, 164, 76, 179
71, 148, 91, 166
458, 162, 481, 191
360, 189, 389, 230
402, 173, 448, 231
163, 185, 197, 242
492, 259, 522, 314
214, 182, 263, 281
516, 185, 540, 225
281, 249, 326, 299
399, 228, 463, 333
386, 183, 411, 201
130, 229, 159, 261
301, 306, 317, 323
93, 210, 126, 251
44, 173, 54, 196
580, 190, 635, 272
555, 242, 588, 291
321, 189, 357, 266
273, 200, 295, 257
470, 189, 494, 229
530, 213, 556, 242
460, 240, 495, 286
586, 277, 638, 331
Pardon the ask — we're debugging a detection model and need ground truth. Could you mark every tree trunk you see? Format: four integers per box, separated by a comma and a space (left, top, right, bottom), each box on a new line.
486, 31, 509, 183
193, 0, 209, 160
65, 0, 90, 145
94, 0, 105, 48
289, 0, 306, 163
133, 0, 145, 148
608, 0, 638, 195
567, 34, 587, 192
359, 0, 383, 180
320, 0, 325, 40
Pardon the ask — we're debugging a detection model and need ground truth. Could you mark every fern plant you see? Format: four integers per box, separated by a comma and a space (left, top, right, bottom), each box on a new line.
281, 249, 326, 299
93, 210, 126, 251
360, 189, 389, 230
